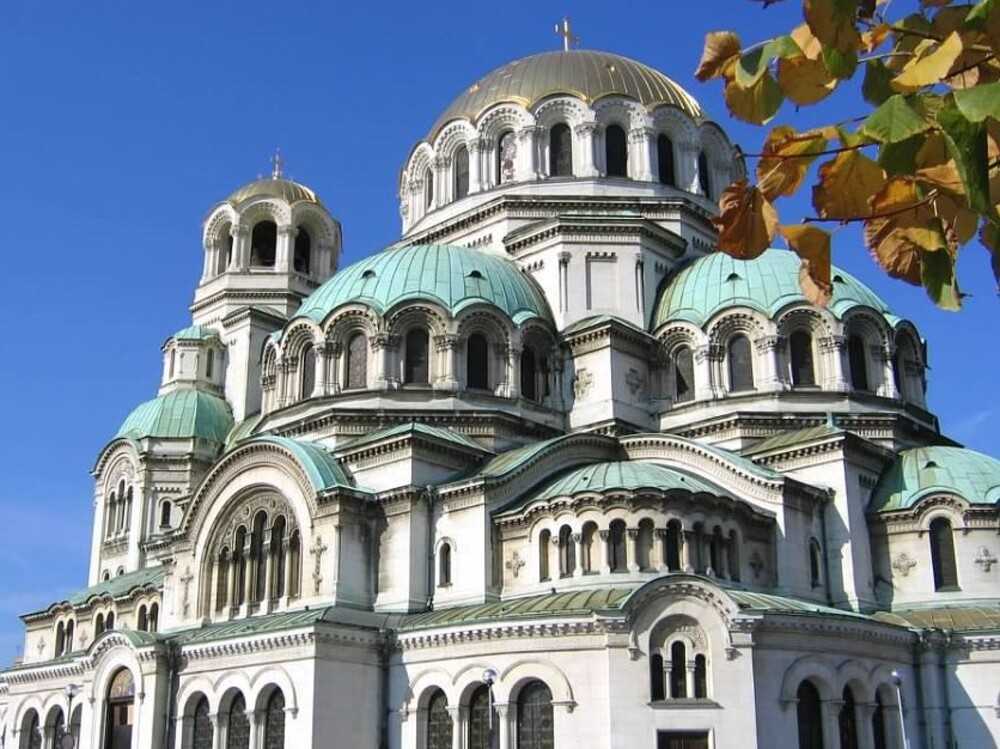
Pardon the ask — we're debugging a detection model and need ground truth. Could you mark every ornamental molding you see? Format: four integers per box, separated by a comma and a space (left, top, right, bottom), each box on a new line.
395, 618, 609, 651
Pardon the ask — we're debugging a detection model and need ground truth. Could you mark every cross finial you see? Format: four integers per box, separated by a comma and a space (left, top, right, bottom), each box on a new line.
270, 148, 284, 180
554, 17, 578, 51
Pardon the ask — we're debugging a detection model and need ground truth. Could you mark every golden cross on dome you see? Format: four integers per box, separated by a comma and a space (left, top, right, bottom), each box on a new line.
270, 148, 284, 179
554, 17, 579, 51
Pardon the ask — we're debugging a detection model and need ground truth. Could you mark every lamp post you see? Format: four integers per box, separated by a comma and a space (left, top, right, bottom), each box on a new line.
482, 667, 499, 739
891, 670, 909, 749
62, 684, 80, 749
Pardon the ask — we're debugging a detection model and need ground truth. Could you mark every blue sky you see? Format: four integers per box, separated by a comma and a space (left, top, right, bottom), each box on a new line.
0, 0, 995, 661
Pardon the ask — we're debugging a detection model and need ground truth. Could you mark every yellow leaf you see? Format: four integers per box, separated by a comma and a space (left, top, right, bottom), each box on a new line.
861, 23, 891, 53
864, 178, 937, 285
757, 126, 829, 200
916, 161, 966, 195
777, 55, 837, 105
932, 192, 978, 248
791, 23, 823, 60
713, 179, 779, 259
804, 0, 862, 55
812, 150, 887, 219
891, 31, 964, 92
724, 72, 784, 125
780, 224, 833, 306
696, 31, 742, 81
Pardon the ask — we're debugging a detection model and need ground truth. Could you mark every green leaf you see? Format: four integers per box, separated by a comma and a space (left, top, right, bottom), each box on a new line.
861, 95, 931, 144
921, 248, 962, 310
878, 135, 926, 176
822, 45, 858, 79
936, 102, 993, 216
736, 37, 801, 87
862, 59, 895, 106
954, 81, 1000, 122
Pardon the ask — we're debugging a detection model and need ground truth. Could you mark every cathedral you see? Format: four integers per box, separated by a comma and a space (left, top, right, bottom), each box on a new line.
2, 40, 999, 749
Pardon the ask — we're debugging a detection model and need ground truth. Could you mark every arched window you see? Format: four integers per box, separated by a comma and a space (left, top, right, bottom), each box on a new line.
698, 151, 712, 198
454, 146, 470, 200
929, 517, 959, 590
300, 344, 316, 399
558, 525, 575, 577
226, 693, 250, 749
105, 611, 115, 630
21, 709, 41, 749
51, 709, 66, 749
105, 669, 135, 749
497, 130, 516, 185
848, 334, 869, 391
425, 689, 452, 749
193, 696, 213, 749
234, 526, 248, 606
55, 622, 65, 656
103, 570, 111, 582
148, 603, 158, 633
609, 520, 627, 572
657, 134, 675, 186
137, 605, 147, 632
581, 521, 597, 573
605, 124, 628, 177
160, 500, 172, 528
790, 330, 816, 386
669, 641, 687, 698
468, 684, 496, 749
64, 619, 74, 653
217, 548, 230, 611
345, 332, 368, 389
206, 348, 215, 379
293, 227, 311, 275
549, 123, 573, 176
438, 542, 452, 587
650, 652, 665, 701
516, 681, 554, 749
288, 531, 301, 598
839, 685, 859, 749
424, 167, 434, 210
95, 613, 105, 636
250, 221, 277, 268
404, 329, 430, 384
538, 529, 551, 581
466, 333, 489, 390
264, 689, 286, 749
272, 516, 287, 600
796, 680, 824, 749
673, 346, 695, 403
666, 520, 682, 572
727, 335, 754, 392
69, 706, 82, 748
520, 347, 538, 401
873, 690, 888, 749
809, 538, 823, 588
728, 530, 740, 581
252, 511, 267, 603
694, 654, 708, 699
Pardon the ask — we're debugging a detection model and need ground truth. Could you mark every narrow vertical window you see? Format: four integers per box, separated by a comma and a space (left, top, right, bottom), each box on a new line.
64, 620, 74, 653
137, 606, 147, 632
929, 517, 959, 590
610, 520, 627, 572
466, 333, 489, 390
674, 345, 695, 403
288, 531, 301, 598
796, 680, 824, 749
538, 529, 551, 581
425, 689, 453, 749
848, 334, 869, 391
558, 525, 575, 577
549, 123, 573, 176
873, 691, 888, 749
55, 622, 65, 656
468, 684, 496, 749
264, 690, 286, 749
520, 347, 538, 401
497, 130, 517, 184
790, 330, 816, 386
272, 516, 286, 600
404, 329, 429, 384
169, 349, 176, 379
160, 501, 172, 528
206, 348, 215, 379
839, 686, 859, 749
694, 654, 708, 699
666, 521, 682, 571
424, 167, 434, 210
300, 344, 316, 399
516, 681, 554, 749
454, 146, 470, 200
657, 134, 675, 186
250, 221, 277, 268
216, 548, 230, 611
226, 693, 250, 749
438, 543, 452, 586
346, 333, 368, 389
698, 151, 712, 198
193, 696, 213, 749
809, 539, 822, 588
650, 653, 665, 701
605, 124, 628, 177
252, 512, 267, 603
727, 335, 754, 392
234, 526, 247, 606
148, 603, 158, 632
294, 227, 311, 274
669, 642, 687, 698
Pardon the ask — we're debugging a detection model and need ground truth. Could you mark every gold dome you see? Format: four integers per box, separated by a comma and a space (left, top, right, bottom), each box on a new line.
427, 49, 704, 141
226, 177, 322, 206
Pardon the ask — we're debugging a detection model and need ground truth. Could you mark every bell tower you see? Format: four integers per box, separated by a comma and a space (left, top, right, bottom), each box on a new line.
191, 157, 342, 421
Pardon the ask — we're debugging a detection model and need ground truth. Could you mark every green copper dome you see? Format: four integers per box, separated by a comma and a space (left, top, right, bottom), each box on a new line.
870, 446, 1000, 513
116, 389, 233, 443
296, 244, 553, 325
651, 249, 893, 330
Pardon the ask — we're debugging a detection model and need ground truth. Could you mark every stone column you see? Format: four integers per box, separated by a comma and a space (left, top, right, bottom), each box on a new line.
433, 156, 450, 208
626, 528, 640, 573
467, 138, 483, 194
681, 142, 701, 193
276, 225, 295, 273
517, 126, 541, 181
373, 334, 399, 390
876, 344, 899, 399
755, 335, 788, 392
226, 557, 236, 616
313, 343, 329, 398
558, 252, 571, 316
629, 127, 655, 181
694, 344, 722, 400
681, 530, 694, 573
717, 541, 729, 581
572, 533, 584, 578
856, 703, 877, 749
209, 558, 221, 614
262, 537, 274, 613
820, 700, 844, 749
328, 342, 343, 395
685, 662, 696, 699
209, 713, 222, 749
574, 122, 599, 177
283, 543, 294, 604
819, 335, 851, 392
434, 334, 459, 392
507, 345, 522, 399
201, 240, 218, 281
248, 709, 263, 749
598, 530, 612, 574
655, 528, 668, 571
495, 704, 511, 749
231, 224, 250, 271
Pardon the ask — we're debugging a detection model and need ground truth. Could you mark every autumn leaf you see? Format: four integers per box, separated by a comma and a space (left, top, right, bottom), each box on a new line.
917, 161, 967, 195
861, 22, 891, 53
921, 246, 962, 310
862, 59, 895, 105
713, 179, 779, 258
791, 23, 824, 60
813, 149, 887, 219
778, 55, 838, 105
861, 95, 932, 144
891, 31, 964, 93
804, 0, 861, 54
696, 32, 742, 81
757, 126, 829, 200
780, 224, 833, 305
864, 178, 939, 287
933, 192, 979, 248
724, 72, 785, 124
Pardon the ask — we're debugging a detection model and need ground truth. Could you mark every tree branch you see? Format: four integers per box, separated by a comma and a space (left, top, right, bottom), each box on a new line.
801, 190, 938, 224
743, 142, 875, 159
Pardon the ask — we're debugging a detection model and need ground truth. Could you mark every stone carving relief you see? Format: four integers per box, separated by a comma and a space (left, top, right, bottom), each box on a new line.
505, 551, 526, 578
573, 368, 594, 400
892, 552, 917, 577
975, 546, 997, 573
